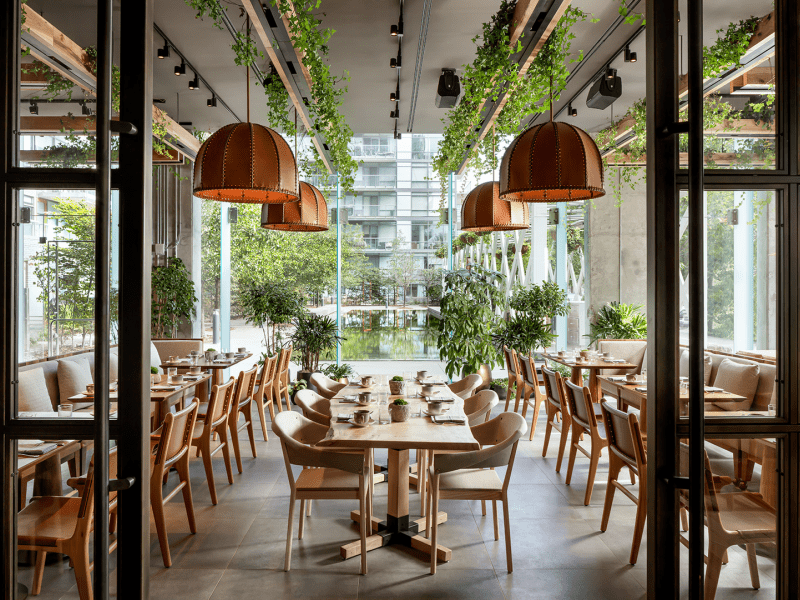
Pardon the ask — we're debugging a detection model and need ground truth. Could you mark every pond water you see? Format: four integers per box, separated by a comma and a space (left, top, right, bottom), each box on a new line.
339, 308, 440, 360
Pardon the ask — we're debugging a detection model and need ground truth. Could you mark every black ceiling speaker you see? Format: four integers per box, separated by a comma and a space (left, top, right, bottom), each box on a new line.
435, 68, 461, 108
586, 71, 622, 110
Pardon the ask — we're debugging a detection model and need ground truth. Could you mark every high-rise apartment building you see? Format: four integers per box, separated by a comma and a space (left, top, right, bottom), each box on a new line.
342, 134, 449, 296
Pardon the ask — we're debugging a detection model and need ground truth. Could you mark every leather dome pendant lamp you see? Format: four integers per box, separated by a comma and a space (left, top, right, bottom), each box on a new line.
461, 181, 529, 232
193, 18, 298, 204
499, 74, 605, 202
261, 181, 329, 231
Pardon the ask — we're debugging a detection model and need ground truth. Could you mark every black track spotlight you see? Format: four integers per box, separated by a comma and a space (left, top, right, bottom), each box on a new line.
569, 104, 577, 117
207, 95, 217, 107
390, 21, 403, 36
624, 45, 637, 63
390, 24, 398, 36
81, 101, 92, 116
390, 109, 399, 119
188, 74, 199, 90
29, 100, 38, 115
157, 41, 170, 59
174, 61, 186, 76
390, 91, 398, 102
605, 67, 617, 80
390, 55, 401, 69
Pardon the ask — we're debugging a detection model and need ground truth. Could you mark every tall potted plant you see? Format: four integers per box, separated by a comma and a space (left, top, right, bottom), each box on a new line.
290, 312, 345, 389
239, 283, 304, 354
151, 257, 198, 338
586, 302, 647, 346
436, 266, 507, 380
492, 281, 571, 355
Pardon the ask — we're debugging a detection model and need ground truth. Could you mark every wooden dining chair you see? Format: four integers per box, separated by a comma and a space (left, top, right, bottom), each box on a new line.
17, 447, 118, 600
519, 353, 545, 440
418, 390, 500, 517
229, 364, 258, 473
272, 411, 372, 574
254, 353, 279, 441
678, 444, 777, 600
426, 412, 527, 574
190, 377, 236, 505
503, 346, 524, 412
273, 346, 292, 411
150, 401, 199, 568
563, 379, 608, 505
599, 401, 647, 565
447, 373, 482, 399
541, 366, 572, 472
309, 372, 347, 399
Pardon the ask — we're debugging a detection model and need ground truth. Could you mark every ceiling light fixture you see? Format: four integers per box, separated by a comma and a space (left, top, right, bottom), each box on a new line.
207, 95, 217, 107
569, 104, 577, 117
194, 16, 299, 204
605, 67, 617, 80
261, 181, 329, 232
81, 101, 92, 116
29, 100, 38, 115
390, 54, 401, 69
188, 74, 199, 90
461, 181, 530, 232
390, 109, 399, 119
157, 40, 170, 59
624, 45, 637, 63
174, 61, 186, 76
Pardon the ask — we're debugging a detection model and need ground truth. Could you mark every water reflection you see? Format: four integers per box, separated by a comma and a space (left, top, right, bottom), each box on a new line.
339, 309, 440, 360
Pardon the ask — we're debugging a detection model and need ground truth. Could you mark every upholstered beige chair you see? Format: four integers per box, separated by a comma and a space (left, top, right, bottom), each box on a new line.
563, 379, 608, 505
541, 366, 571, 472
309, 372, 347, 399
190, 378, 236, 504
295, 388, 332, 426
599, 401, 646, 565
272, 411, 372, 574
447, 373, 483, 399
17, 448, 119, 600
150, 401, 199, 567
425, 412, 527, 574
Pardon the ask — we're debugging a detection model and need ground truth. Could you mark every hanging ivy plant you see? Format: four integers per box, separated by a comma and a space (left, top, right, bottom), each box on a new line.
616, 0, 645, 26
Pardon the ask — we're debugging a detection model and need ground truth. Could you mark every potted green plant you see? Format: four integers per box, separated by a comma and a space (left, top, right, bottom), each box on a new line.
288, 378, 308, 403
389, 375, 405, 395
388, 398, 411, 422
204, 347, 217, 362
151, 257, 198, 338
586, 302, 647, 347
321, 362, 355, 384
150, 366, 161, 385
290, 312, 345, 389
239, 283, 305, 354
490, 377, 509, 400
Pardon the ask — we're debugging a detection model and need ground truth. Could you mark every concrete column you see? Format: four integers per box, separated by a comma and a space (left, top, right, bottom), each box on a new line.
220, 204, 231, 352
619, 180, 647, 307
586, 190, 621, 313
555, 203, 567, 351
174, 163, 201, 338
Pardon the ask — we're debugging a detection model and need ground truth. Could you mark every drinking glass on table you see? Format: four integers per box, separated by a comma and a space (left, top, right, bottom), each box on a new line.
167, 367, 177, 381
378, 391, 389, 424
58, 404, 73, 418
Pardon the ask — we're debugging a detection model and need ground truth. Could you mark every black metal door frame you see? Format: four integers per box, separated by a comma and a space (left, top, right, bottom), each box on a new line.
0, 1, 153, 599
647, 0, 800, 598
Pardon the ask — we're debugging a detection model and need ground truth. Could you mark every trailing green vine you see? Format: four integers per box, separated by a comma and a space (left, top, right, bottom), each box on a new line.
617, 0, 645, 26
432, 3, 593, 212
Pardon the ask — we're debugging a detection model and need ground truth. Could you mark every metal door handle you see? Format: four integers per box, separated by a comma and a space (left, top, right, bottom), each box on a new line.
108, 477, 135, 492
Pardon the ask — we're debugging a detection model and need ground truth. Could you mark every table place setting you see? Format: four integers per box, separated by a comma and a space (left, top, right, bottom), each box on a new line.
18, 440, 59, 456
431, 414, 466, 424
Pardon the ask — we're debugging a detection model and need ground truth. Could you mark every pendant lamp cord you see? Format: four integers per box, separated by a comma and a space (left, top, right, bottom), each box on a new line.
246, 16, 251, 123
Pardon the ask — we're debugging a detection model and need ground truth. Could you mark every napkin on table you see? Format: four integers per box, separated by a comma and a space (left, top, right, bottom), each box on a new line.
431, 415, 466, 424
18, 440, 58, 455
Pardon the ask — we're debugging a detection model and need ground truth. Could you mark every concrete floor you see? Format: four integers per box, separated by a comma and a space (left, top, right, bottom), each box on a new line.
19, 397, 777, 599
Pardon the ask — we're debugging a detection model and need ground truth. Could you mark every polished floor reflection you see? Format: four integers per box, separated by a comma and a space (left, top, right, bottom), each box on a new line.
18, 403, 776, 600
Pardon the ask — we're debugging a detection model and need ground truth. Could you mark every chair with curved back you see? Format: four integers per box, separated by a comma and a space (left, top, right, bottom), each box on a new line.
476, 363, 492, 392
541, 366, 572, 472
17, 447, 119, 600
295, 388, 332, 426
150, 401, 199, 567
229, 364, 258, 473
272, 411, 372, 574
447, 373, 483, 400
254, 352, 279, 441
191, 377, 236, 504
599, 401, 647, 565
519, 353, 545, 440
563, 379, 608, 505
426, 412, 527, 574
310, 372, 347, 399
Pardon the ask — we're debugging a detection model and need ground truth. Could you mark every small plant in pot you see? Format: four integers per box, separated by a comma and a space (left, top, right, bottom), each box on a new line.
205, 347, 217, 362
150, 366, 161, 385
389, 375, 405, 395
288, 378, 308, 403
490, 377, 509, 400
321, 362, 355, 384
389, 398, 411, 422
290, 312, 345, 391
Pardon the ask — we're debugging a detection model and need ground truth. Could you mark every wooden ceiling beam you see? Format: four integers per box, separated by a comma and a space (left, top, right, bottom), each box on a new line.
20, 7, 200, 158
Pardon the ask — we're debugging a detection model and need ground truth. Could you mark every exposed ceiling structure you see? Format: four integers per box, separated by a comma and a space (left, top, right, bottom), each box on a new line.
22, 0, 776, 153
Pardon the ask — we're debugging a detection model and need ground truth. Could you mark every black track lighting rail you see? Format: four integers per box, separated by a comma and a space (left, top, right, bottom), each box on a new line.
390, 0, 404, 135
154, 23, 240, 123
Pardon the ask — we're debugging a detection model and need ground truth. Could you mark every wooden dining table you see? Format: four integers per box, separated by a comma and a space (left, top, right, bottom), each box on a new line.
17, 439, 82, 505
318, 379, 479, 563
598, 375, 748, 434
161, 353, 253, 388
542, 352, 639, 403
